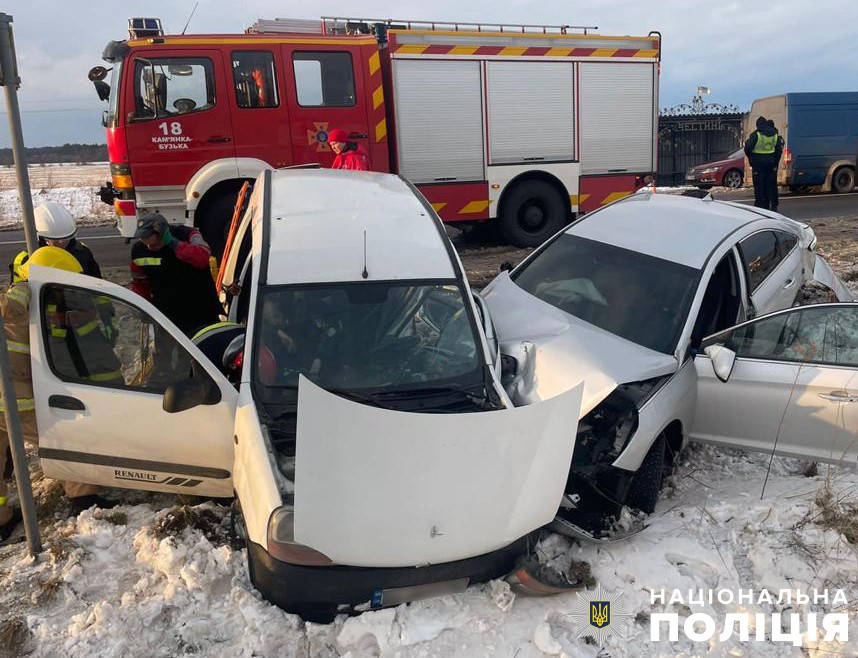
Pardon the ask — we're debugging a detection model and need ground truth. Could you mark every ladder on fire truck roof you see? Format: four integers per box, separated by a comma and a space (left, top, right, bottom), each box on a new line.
247, 17, 599, 36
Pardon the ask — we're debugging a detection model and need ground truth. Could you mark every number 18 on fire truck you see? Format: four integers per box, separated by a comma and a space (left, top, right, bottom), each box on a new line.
90, 16, 660, 252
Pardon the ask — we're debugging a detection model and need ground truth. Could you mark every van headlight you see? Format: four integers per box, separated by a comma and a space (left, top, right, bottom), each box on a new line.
267, 506, 334, 566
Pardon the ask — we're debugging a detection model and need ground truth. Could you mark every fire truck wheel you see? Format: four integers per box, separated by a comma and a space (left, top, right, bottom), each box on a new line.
499, 180, 566, 248
197, 190, 240, 260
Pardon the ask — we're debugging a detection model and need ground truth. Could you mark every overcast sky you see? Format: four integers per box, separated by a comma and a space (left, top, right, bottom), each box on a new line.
1, 0, 857, 148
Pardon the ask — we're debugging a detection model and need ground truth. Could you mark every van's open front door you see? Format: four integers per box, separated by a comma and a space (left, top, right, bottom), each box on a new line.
27, 266, 237, 497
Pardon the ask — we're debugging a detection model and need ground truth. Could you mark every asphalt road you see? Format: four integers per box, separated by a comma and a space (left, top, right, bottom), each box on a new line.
0, 226, 129, 274
723, 189, 858, 221
0, 191, 855, 276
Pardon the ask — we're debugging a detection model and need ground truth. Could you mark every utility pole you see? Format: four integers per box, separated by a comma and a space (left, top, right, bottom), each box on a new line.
0, 12, 38, 254
0, 12, 41, 555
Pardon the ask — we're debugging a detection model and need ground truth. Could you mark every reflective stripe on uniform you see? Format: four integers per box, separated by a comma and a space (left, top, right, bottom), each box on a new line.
84, 370, 123, 382
0, 496, 7, 506
51, 328, 68, 338
133, 257, 163, 266
6, 286, 30, 306
0, 398, 35, 412
6, 340, 30, 355
75, 320, 100, 337
192, 321, 241, 342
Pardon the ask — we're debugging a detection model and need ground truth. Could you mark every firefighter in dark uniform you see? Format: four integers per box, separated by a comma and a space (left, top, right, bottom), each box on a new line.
744, 116, 784, 212
130, 213, 223, 336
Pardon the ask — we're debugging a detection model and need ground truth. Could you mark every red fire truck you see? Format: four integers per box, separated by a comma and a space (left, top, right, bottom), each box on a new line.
90, 17, 661, 251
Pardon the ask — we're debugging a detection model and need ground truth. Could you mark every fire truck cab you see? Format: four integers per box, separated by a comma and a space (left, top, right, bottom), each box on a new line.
91, 17, 660, 250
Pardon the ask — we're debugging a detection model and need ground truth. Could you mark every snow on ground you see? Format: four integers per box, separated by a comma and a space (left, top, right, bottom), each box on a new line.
0, 163, 113, 230
1, 445, 856, 658
0, 187, 113, 230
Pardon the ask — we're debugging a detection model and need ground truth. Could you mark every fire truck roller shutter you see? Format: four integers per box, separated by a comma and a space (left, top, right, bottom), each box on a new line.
487, 62, 574, 164
392, 60, 484, 183
578, 63, 655, 174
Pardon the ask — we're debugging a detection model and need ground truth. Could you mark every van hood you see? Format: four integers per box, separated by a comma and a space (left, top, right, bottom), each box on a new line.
293, 376, 582, 568
482, 273, 679, 415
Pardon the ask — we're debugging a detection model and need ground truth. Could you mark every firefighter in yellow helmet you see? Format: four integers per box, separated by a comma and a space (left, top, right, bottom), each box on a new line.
0, 247, 119, 542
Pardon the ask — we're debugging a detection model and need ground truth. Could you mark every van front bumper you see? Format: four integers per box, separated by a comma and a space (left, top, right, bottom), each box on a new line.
246, 536, 528, 622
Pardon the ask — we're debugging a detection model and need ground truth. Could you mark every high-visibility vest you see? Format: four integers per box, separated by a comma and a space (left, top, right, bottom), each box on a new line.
752, 132, 778, 155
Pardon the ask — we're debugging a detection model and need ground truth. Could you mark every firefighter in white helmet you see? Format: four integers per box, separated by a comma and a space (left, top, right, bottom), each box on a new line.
9, 202, 103, 284
9, 202, 117, 346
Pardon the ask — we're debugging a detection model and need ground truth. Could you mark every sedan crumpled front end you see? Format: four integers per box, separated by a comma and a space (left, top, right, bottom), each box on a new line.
482, 274, 681, 537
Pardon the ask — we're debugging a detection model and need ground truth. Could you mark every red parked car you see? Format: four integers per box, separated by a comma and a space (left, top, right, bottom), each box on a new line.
685, 148, 745, 189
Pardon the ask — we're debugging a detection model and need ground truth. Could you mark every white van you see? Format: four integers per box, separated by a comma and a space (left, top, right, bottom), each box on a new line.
26, 169, 582, 620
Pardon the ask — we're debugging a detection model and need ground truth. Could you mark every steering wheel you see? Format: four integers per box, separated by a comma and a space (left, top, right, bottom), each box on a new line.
173, 98, 197, 113
401, 345, 461, 380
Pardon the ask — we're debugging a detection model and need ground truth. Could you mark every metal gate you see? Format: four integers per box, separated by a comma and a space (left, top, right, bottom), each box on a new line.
657, 113, 745, 186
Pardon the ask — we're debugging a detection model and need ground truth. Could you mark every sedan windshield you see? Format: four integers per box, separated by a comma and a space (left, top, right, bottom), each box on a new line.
253, 281, 484, 401
513, 234, 699, 354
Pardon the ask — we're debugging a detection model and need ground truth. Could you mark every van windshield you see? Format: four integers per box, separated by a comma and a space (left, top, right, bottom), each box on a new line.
253, 281, 484, 401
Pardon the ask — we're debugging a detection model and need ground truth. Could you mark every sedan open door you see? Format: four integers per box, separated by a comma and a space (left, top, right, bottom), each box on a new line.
693, 303, 858, 465
27, 266, 237, 497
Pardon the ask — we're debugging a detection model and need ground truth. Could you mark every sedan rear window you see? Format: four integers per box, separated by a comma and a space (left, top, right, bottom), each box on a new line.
512, 234, 699, 354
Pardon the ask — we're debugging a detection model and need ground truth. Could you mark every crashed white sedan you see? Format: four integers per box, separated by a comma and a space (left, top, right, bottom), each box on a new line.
482, 191, 852, 539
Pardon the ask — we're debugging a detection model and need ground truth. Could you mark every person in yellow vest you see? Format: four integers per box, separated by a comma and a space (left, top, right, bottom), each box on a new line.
744, 116, 784, 212
0, 247, 117, 542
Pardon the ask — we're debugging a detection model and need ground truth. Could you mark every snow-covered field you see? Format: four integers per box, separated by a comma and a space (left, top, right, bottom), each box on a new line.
0, 164, 109, 191
0, 164, 112, 230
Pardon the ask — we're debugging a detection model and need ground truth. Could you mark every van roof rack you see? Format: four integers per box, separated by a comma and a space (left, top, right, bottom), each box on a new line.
321, 16, 599, 35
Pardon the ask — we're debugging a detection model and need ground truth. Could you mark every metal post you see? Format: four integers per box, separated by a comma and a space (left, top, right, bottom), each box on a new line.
0, 313, 41, 555
0, 13, 38, 255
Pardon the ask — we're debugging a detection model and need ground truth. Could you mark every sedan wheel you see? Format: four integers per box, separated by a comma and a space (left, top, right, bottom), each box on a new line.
723, 169, 743, 189
625, 434, 666, 514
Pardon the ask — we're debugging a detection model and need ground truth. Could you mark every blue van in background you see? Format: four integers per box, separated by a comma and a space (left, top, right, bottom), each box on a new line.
745, 92, 858, 193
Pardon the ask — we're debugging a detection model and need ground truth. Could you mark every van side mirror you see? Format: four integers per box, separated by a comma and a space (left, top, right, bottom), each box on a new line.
704, 344, 737, 383
163, 376, 219, 413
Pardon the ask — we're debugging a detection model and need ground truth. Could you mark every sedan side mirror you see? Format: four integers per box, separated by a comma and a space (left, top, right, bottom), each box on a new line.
163, 377, 218, 413
498, 261, 514, 273
704, 344, 737, 383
